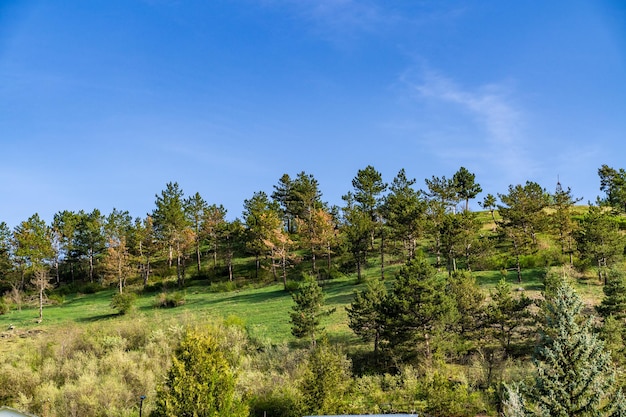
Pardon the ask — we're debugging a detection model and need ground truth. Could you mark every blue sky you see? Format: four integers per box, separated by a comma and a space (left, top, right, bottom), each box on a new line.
1, 1, 625, 228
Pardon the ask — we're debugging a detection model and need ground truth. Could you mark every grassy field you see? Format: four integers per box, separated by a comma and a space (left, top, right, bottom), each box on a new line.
0, 258, 607, 354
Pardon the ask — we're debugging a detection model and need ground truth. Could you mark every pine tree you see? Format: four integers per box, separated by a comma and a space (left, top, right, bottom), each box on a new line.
289, 276, 334, 347
529, 282, 626, 417
346, 277, 387, 354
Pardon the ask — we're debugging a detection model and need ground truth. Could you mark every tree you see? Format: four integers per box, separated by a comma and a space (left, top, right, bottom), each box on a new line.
597, 268, 626, 320
340, 192, 371, 282
0, 222, 14, 288
523, 282, 626, 416
452, 166, 482, 212
271, 173, 296, 233
202, 204, 227, 271
153, 182, 190, 287
51, 210, 80, 283
31, 268, 52, 322
289, 275, 334, 347
487, 278, 534, 355
350, 166, 387, 277
216, 219, 244, 282
346, 277, 387, 354
184, 192, 209, 275
551, 181, 582, 266
497, 181, 550, 283
131, 215, 159, 285
290, 172, 325, 273
74, 209, 106, 283
598, 164, 626, 212
300, 341, 353, 415
103, 208, 133, 294
479, 193, 498, 229
576, 205, 625, 284
152, 327, 248, 417
13, 213, 54, 287
382, 168, 425, 261
243, 191, 279, 279
381, 256, 457, 363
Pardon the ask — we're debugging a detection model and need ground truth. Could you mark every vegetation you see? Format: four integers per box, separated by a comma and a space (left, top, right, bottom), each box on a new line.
1, 163, 626, 416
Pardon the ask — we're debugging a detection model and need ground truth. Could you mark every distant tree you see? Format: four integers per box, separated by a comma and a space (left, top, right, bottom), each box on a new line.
0, 222, 14, 287
497, 181, 550, 283
74, 209, 106, 283
487, 278, 534, 355
290, 172, 325, 273
576, 205, 625, 284
184, 192, 209, 275
152, 327, 248, 417
479, 193, 498, 228
131, 215, 159, 285
526, 282, 626, 416
346, 277, 387, 354
289, 275, 334, 347
423, 174, 458, 269
202, 204, 227, 270
382, 168, 425, 261
218, 219, 245, 282
152, 182, 188, 274
551, 181, 582, 266
13, 213, 54, 287
340, 192, 371, 282
51, 210, 81, 283
598, 164, 626, 212
597, 268, 626, 320
448, 271, 486, 344
272, 173, 296, 233
260, 208, 292, 285
439, 210, 483, 274
31, 268, 52, 322
452, 166, 482, 212
243, 191, 279, 279
103, 208, 133, 294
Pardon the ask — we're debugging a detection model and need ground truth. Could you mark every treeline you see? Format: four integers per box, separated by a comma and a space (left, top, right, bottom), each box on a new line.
2, 163, 626, 301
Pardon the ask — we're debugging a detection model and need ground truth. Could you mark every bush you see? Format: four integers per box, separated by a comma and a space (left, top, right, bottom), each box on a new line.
153, 291, 186, 308
110, 292, 136, 315
0, 299, 8, 315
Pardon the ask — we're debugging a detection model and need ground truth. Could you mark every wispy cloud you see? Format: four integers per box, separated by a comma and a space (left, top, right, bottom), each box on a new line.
401, 68, 536, 187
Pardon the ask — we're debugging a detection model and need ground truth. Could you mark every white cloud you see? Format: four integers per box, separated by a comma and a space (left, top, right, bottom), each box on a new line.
403, 68, 537, 187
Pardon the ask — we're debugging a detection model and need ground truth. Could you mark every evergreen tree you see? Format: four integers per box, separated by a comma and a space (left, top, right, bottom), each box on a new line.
381, 256, 457, 363
152, 327, 248, 417
597, 268, 626, 320
346, 277, 387, 354
487, 278, 534, 355
575, 204, 625, 284
289, 275, 333, 347
452, 166, 482, 212
528, 282, 626, 417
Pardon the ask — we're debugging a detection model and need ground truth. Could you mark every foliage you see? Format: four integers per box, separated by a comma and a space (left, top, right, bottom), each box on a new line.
111, 292, 137, 315
381, 256, 458, 363
346, 277, 387, 353
153, 291, 186, 308
512, 282, 626, 416
151, 326, 248, 417
289, 275, 334, 346
300, 340, 353, 415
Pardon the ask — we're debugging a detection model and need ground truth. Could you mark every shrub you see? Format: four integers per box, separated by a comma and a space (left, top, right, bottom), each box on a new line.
0, 298, 8, 315
153, 291, 186, 308
110, 292, 136, 315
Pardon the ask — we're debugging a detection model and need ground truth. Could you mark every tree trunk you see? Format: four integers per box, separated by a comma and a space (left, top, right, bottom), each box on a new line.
196, 241, 201, 275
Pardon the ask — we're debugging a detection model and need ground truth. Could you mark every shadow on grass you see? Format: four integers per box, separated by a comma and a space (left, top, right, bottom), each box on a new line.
75, 312, 118, 323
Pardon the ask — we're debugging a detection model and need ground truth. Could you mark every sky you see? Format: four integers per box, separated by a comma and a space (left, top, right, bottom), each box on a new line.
1, 0, 625, 229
